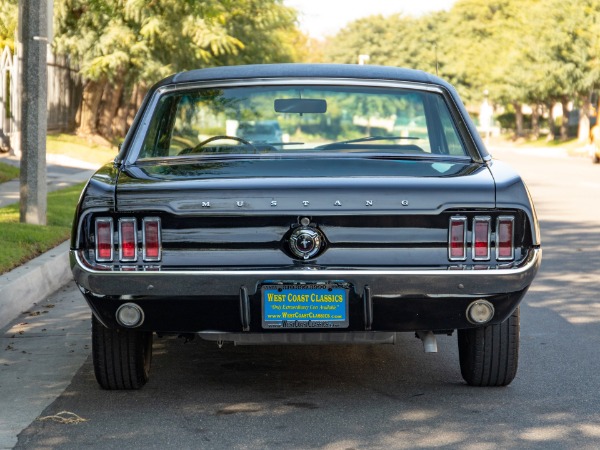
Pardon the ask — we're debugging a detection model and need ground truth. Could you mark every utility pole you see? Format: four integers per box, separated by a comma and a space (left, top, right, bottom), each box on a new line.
18, 0, 48, 225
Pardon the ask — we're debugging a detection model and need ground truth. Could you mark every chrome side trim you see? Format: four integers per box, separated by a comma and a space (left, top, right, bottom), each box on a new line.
71, 248, 541, 297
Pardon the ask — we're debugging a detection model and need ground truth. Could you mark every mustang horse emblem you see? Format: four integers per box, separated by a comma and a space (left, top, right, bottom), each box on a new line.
289, 227, 322, 259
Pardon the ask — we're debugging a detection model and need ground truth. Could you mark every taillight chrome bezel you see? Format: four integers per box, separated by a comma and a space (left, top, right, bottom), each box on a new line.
496, 216, 515, 261
448, 216, 467, 261
95, 217, 114, 262
143, 217, 162, 262
118, 218, 138, 262
472, 216, 491, 261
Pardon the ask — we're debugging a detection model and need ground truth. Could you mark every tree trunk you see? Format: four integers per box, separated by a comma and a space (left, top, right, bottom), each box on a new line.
78, 78, 107, 136
119, 84, 147, 138
560, 97, 570, 141
546, 102, 555, 141
513, 102, 524, 138
114, 85, 131, 141
98, 70, 125, 141
577, 93, 592, 143
531, 104, 540, 139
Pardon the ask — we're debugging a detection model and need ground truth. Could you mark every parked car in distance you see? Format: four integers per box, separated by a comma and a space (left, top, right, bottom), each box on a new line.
71, 64, 541, 390
237, 120, 283, 144
590, 124, 600, 164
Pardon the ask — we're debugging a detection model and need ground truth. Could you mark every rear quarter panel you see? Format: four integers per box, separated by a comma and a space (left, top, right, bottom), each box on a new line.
488, 159, 541, 246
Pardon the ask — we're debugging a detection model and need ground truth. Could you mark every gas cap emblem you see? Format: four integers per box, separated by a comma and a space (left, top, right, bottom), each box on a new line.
289, 227, 322, 260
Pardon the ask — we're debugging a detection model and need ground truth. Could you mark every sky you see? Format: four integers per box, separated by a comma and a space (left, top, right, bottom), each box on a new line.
285, 0, 457, 39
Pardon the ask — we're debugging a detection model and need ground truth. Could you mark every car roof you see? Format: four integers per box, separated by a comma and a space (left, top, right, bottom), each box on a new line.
166, 64, 450, 89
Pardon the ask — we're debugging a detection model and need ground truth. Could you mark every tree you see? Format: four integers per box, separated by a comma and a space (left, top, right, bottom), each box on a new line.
211, 0, 299, 65
436, 0, 499, 103
53, 0, 300, 141
0, 0, 17, 51
323, 0, 600, 140
530, 0, 600, 140
324, 14, 403, 65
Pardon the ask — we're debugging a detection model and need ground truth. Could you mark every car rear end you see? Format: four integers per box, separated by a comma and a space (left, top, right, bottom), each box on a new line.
71, 64, 541, 389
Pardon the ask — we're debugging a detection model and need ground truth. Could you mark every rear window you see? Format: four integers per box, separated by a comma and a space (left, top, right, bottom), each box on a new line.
138, 85, 469, 160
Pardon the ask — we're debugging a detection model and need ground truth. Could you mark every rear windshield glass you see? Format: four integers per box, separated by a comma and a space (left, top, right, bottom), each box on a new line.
137, 85, 468, 160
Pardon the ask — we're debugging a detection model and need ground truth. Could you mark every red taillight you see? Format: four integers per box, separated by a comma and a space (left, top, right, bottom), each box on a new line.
119, 219, 137, 261
143, 218, 161, 261
95, 218, 114, 262
473, 217, 491, 260
449, 216, 467, 260
497, 216, 515, 260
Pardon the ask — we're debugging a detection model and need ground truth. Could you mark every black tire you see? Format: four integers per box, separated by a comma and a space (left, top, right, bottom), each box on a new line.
458, 307, 519, 387
92, 315, 153, 390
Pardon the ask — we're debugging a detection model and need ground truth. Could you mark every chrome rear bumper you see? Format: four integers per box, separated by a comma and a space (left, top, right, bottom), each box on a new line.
71, 248, 541, 297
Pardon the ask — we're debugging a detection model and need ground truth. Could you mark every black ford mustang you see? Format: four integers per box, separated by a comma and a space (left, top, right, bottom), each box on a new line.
70, 64, 541, 389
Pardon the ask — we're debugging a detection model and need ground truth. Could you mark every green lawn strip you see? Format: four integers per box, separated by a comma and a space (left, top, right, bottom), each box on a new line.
0, 183, 85, 275
0, 161, 20, 183
47, 133, 116, 167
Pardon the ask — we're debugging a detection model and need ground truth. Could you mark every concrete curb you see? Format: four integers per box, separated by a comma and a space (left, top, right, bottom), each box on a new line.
0, 241, 72, 330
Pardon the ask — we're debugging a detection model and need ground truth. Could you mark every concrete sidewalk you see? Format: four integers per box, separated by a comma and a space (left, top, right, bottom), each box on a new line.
0, 154, 97, 449
0, 280, 91, 449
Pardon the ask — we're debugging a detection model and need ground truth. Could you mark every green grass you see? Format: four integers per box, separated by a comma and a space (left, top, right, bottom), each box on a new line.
0, 161, 19, 183
0, 183, 85, 274
47, 133, 117, 166
1, 133, 111, 274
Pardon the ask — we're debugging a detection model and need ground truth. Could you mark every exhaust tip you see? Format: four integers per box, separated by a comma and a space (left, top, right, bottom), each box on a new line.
416, 331, 438, 353
116, 303, 145, 328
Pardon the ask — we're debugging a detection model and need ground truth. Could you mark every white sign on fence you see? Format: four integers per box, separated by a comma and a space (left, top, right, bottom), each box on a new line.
0, 45, 18, 152
0, 45, 81, 155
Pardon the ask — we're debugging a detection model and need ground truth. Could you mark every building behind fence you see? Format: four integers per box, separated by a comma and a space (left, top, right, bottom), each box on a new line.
0, 45, 82, 153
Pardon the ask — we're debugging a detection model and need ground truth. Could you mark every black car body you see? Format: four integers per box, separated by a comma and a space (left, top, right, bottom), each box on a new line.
71, 64, 541, 389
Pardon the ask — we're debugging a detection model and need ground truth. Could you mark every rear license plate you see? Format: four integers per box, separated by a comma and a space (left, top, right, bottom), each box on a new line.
262, 284, 349, 329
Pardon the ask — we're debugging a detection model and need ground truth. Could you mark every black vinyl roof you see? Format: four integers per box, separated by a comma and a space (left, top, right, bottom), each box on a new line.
167, 63, 450, 89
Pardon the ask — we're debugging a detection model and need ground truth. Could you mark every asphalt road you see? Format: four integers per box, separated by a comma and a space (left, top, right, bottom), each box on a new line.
6, 145, 600, 449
